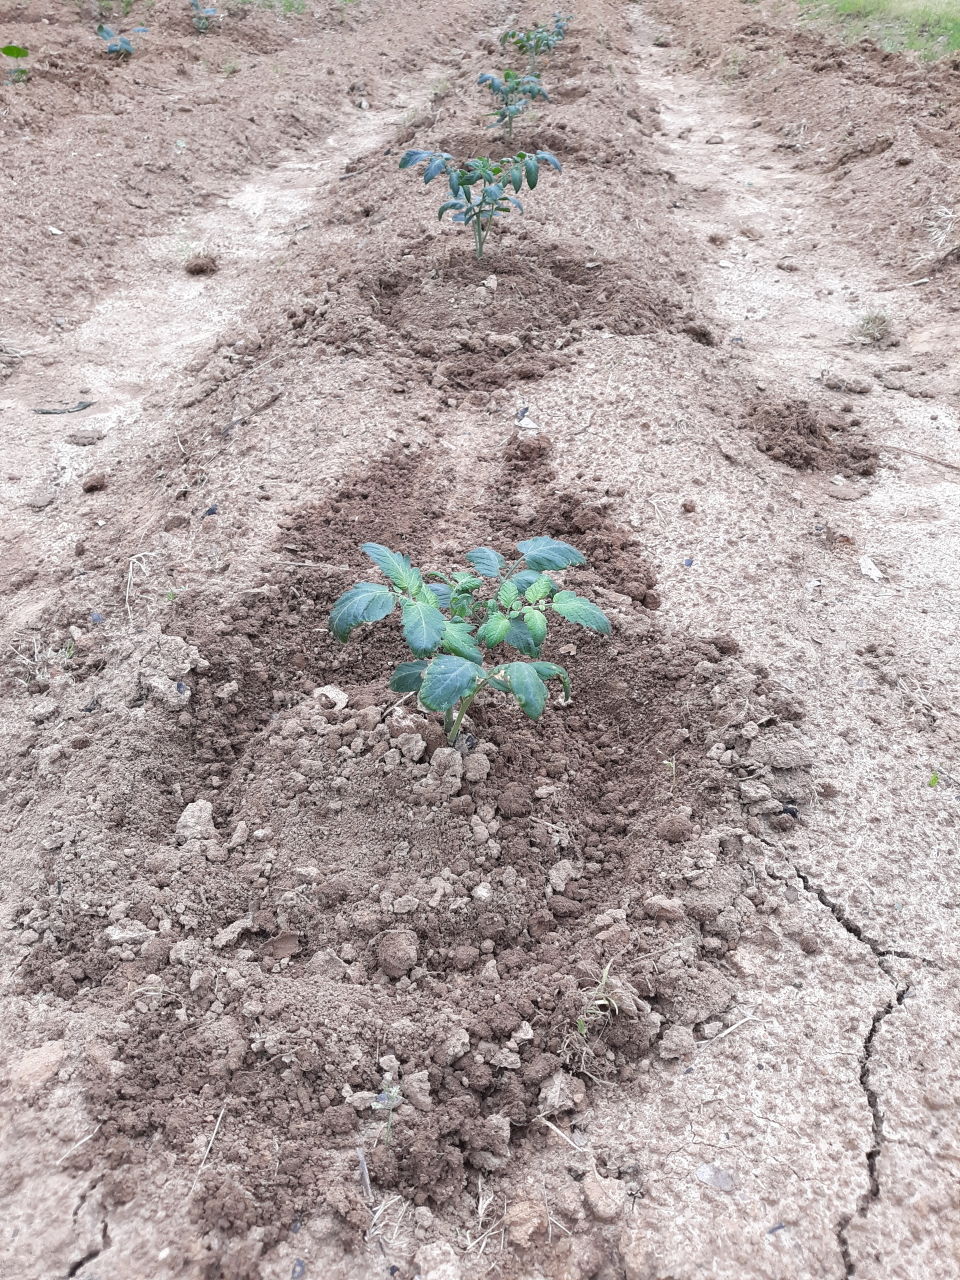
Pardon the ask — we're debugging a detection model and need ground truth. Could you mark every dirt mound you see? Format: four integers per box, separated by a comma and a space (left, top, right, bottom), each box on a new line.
286, 237, 692, 390
10, 441, 812, 1274
746, 398, 878, 476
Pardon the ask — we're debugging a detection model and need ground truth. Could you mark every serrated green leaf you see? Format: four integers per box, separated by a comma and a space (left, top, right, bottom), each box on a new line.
517, 536, 586, 571
419, 655, 482, 712
330, 582, 395, 641
401, 599, 446, 656
550, 590, 611, 634
427, 581, 452, 609
523, 606, 547, 647
441, 621, 483, 665
477, 612, 511, 648
503, 617, 540, 657
524, 574, 555, 603
498, 580, 520, 609
390, 660, 428, 692
531, 661, 571, 700
465, 546, 506, 578
502, 662, 548, 720
451, 571, 484, 590
360, 543, 420, 594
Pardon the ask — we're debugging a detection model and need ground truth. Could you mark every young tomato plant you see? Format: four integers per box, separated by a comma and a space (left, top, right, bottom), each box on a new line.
189, 0, 220, 32
499, 12, 571, 72
96, 23, 148, 56
399, 148, 561, 259
477, 69, 548, 138
330, 537, 611, 745
2, 44, 29, 83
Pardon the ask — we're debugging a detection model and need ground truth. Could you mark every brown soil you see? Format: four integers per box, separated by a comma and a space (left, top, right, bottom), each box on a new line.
747, 398, 879, 475
2, 0, 959, 1277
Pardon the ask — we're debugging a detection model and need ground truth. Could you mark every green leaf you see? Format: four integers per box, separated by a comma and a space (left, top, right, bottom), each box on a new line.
465, 546, 506, 578
531, 661, 571, 701
477, 612, 511, 648
524, 574, 555, 603
441, 621, 483, 665
517, 536, 586, 571
451, 571, 484, 590
390, 660, 428, 692
361, 543, 420, 593
330, 582, 395, 641
523, 606, 547, 647
503, 617, 540, 657
502, 662, 548, 720
550, 591, 611, 634
399, 149, 433, 169
419, 655, 482, 712
401, 599, 446, 656
498, 580, 520, 609
523, 155, 539, 189
2, 44, 28, 57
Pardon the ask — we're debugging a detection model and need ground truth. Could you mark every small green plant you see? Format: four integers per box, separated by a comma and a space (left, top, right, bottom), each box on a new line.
561, 960, 641, 1082
189, 0, 219, 31
853, 310, 892, 345
330, 538, 610, 745
2, 44, 29, 82
499, 12, 571, 72
478, 68, 548, 138
399, 148, 561, 259
96, 23, 147, 56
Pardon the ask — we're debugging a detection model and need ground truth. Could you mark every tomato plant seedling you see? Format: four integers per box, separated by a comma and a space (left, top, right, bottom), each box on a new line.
499, 12, 571, 72
189, 0, 220, 31
96, 23, 148, 56
330, 537, 610, 745
2, 44, 29, 83
399, 148, 561, 259
478, 69, 548, 138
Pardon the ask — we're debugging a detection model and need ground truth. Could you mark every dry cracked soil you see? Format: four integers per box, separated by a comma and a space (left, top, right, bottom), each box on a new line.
1, 0, 959, 1278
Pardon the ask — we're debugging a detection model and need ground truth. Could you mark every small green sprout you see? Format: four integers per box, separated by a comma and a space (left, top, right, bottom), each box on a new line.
2, 44, 29, 83
499, 12, 571, 72
399, 148, 561, 259
189, 0, 220, 32
96, 23, 148, 57
330, 538, 610, 745
929, 770, 940, 787
478, 69, 548, 138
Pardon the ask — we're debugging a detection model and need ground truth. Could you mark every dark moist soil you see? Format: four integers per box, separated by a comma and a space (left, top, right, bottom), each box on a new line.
746, 398, 879, 475
12, 437, 807, 1277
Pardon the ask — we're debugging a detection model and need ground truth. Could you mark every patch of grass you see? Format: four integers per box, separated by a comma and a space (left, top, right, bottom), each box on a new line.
800, 0, 960, 58
853, 310, 892, 344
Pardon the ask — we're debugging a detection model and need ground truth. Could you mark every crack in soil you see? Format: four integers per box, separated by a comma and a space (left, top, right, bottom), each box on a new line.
790, 870, 911, 1277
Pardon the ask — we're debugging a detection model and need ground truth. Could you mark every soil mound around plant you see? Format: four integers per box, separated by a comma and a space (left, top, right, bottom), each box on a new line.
288, 238, 695, 391
10, 445, 812, 1275
746, 398, 879, 476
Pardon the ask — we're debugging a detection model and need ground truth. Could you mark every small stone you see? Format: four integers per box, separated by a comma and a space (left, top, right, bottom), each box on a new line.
479, 958, 500, 983
486, 332, 521, 353
548, 859, 577, 892
81, 472, 107, 493
656, 815, 694, 843
378, 929, 418, 978
414, 1241, 462, 1280
66, 428, 104, 446
403, 1069, 433, 1111
705, 134, 724, 144
463, 752, 490, 783
538, 1070, 586, 1114
471, 883, 493, 901
659, 1025, 697, 1059
397, 732, 426, 762
582, 1170, 626, 1222
392, 894, 420, 914
175, 799, 215, 843
643, 895, 685, 922
29, 698, 59, 724
739, 780, 773, 804
306, 947, 348, 980
442, 1027, 470, 1064
490, 1048, 521, 1070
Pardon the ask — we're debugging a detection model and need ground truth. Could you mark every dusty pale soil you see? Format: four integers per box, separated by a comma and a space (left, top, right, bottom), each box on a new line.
1, 0, 959, 1277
